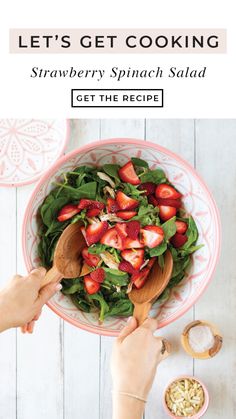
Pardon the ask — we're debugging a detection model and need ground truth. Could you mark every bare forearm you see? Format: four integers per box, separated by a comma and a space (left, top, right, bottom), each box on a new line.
0, 291, 12, 332
112, 394, 145, 419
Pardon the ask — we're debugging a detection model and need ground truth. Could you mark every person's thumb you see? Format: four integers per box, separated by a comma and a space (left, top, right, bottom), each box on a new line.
38, 282, 62, 305
117, 316, 137, 343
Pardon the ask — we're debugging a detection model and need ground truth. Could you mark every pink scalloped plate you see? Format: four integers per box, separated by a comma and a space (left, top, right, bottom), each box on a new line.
22, 139, 221, 336
0, 119, 70, 187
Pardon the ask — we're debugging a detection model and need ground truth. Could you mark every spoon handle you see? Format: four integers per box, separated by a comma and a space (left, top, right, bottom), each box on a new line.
42, 266, 63, 287
133, 302, 152, 326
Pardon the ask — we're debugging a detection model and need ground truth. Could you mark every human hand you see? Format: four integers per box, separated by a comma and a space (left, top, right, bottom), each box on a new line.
0, 267, 61, 333
111, 316, 170, 419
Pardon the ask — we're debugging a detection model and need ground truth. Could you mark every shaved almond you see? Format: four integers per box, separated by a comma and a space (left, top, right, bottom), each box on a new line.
100, 252, 119, 269
100, 213, 123, 223
103, 186, 116, 199
80, 262, 93, 276
97, 172, 116, 188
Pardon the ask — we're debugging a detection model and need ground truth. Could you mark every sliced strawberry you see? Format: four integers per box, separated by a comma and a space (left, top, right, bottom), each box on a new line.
126, 221, 141, 240
117, 211, 137, 220
123, 237, 144, 249
118, 161, 141, 185
132, 268, 150, 289
171, 233, 188, 248
159, 205, 177, 221
116, 191, 139, 210
157, 198, 181, 209
107, 197, 120, 213
140, 225, 164, 248
155, 184, 182, 200
119, 260, 136, 275
57, 204, 79, 222
78, 199, 105, 211
148, 195, 159, 207
100, 227, 123, 250
139, 182, 156, 196
91, 201, 104, 209
78, 199, 92, 210
86, 221, 108, 245
147, 257, 157, 269
82, 247, 101, 267
175, 220, 188, 234
115, 223, 128, 240
86, 208, 101, 217
121, 249, 144, 270
90, 267, 105, 283
84, 275, 100, 294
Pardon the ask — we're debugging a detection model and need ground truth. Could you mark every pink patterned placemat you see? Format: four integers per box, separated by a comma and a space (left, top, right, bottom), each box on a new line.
0, 119, 70, 187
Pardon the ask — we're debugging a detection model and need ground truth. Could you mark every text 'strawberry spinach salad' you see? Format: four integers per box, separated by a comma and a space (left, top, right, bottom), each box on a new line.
38, 158, 202, 322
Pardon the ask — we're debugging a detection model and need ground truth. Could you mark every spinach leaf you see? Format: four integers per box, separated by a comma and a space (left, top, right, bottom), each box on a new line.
158, 254, 165, 269
157, 288, 170, 302
103, 164, 121, 183
110, 248, 121, 263
45, 220, 68, 237
149, 241, 167, 257
75, 181, 98, 199
103, 268, 129, 286
72, 165, 93, 174
64, 167, 92, 188
139, 168, 166, 184
55, 181, 97, 200
122, 183, 145, 199
162, 217, 177, 240
88, 243, 108, 254
104, 299, 133, 318
71, 294, 91, 312
182, 216, 199, 249
168, 272, 185, 288
70, 210, 87, 225
131, 157, 149, 169
171, 255, 190, 277
169, 246, 178, 261
178, 244, 204, 257
132, 203, 160, 226
87, 293, 110, 322
38, 235, 52, 267
61, 278, 84, 295
41, 196, 70, 228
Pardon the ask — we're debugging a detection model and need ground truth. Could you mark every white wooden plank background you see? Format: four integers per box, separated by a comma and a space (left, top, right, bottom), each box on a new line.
0, 119, 235, 419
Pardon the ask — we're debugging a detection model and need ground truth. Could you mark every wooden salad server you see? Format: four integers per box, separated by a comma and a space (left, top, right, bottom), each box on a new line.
42, 222, 86, 287
129, 250, 173, 326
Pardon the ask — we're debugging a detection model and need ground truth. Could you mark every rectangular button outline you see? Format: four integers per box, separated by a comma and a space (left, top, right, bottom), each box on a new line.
71, 88, 164, 108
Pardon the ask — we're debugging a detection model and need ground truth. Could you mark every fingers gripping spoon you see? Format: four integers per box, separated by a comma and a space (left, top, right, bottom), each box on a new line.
21, 222, 85, 334
42, 222, 86, 286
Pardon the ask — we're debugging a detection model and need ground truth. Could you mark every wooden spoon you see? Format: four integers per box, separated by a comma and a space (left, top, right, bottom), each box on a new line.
129, 250, 173, 326
42, 222, 86, 286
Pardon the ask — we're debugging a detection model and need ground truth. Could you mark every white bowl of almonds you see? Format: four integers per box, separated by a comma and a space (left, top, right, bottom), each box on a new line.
163, 376, 209, 418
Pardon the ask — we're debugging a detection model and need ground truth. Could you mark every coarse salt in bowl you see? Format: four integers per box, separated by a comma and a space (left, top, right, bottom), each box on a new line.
22, 138, 221, 336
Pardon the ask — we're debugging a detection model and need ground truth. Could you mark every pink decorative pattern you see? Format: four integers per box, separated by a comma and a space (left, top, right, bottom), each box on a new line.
22, 139, 221, 336
0, 119, 70, 186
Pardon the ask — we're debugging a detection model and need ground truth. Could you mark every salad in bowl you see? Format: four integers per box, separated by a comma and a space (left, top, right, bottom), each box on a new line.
38, 157, 202, 322
23, 139, 220, 335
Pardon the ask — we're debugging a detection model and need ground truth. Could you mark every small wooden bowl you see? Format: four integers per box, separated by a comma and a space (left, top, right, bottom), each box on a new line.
181, 320, 223, 359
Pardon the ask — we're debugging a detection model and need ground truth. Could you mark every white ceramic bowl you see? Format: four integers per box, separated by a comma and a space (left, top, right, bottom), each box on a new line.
22, 139, 221, 336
